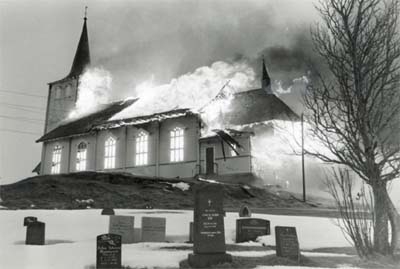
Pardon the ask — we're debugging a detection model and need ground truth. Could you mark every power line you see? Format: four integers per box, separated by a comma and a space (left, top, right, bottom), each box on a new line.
0, 128, 41, 136
0, 102, 45, 111
0, 89, 47, 99
0, 114, 44, 124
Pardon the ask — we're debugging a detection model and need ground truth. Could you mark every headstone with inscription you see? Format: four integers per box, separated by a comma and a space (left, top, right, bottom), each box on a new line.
238, 205, 252, 218
108, 216, 135, 244
236, 218, 270, 243
96, 233, 122, 269
23, 216, 38, 226
141, 217, 166, 242
101, 208, 115, 215
26, 221, 45, 245
188, 183, 232, 268
275, 226, 300, 261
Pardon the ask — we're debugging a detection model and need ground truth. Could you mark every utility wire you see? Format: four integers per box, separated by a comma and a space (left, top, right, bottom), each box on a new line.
0, 128, 41, 136
0, 102, 45, 111
0, 89, 47, 99
0, 114, 44, 123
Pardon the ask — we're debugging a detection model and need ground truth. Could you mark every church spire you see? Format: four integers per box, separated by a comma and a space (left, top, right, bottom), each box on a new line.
261, 57, 272, 94
68, 7, 90, 78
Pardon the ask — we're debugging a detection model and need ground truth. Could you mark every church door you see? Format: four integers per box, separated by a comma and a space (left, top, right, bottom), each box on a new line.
205, 147, 215, 175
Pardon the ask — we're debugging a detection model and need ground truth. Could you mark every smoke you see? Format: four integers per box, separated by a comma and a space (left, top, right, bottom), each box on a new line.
68, 68, 112, 119
110, 60, 256, 121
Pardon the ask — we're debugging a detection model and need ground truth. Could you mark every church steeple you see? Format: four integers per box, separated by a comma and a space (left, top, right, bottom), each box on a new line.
68, 8, 90, 78
261, 57, 272, 94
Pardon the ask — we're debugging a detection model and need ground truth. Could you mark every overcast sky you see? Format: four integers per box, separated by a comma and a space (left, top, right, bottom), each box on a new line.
0, 0, 320, 184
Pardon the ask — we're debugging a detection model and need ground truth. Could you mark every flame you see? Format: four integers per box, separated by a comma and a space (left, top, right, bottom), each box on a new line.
110, 61, 256, 122
69, 67, 112, 119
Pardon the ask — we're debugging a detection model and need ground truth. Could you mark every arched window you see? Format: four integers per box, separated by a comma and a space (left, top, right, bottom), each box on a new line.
55, 87, 62, 99
76, 142, 87, 171
170, 127, 184, 162
51, 145, 62, 174
104, 136, 116, 169
135, 131, 148, 166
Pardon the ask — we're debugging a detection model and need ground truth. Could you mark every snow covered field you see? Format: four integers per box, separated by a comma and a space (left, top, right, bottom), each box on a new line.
0, 209, 352, 269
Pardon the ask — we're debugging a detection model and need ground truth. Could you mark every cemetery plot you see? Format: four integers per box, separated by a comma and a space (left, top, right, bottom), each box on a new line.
275, 226, 300, 261
236, 218, 270, 243
96, 233, 122, 269
141, 217, 166, 242
108, 216, 135, 244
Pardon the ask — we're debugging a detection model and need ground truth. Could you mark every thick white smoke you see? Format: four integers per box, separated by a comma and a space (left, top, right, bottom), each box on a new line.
68, 68, 112, 119
110, 61, 256, 121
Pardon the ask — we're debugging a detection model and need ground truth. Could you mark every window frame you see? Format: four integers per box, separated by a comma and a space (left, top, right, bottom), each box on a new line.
135, 130, 149, 166
76, 141, 88, 171
170, 126, 184, 162
51, 144, 62, 174
104, 136, 116, 169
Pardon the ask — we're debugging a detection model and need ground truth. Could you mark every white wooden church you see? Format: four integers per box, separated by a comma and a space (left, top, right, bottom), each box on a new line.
34, 16, 299, 185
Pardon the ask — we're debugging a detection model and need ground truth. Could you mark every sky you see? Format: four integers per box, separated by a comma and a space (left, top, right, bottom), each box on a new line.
0, 0, 320, 184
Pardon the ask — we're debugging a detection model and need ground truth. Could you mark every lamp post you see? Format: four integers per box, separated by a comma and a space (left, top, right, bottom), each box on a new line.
301, 113, 306, 202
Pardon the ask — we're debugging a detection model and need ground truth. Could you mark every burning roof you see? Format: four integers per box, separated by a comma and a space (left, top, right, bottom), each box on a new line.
37, 87, 298, 142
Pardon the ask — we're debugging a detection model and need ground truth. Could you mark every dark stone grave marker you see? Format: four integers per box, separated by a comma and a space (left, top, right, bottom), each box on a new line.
188, 183, 232, 268
26, 221, 45, 245
96, 233, 122, 269
101, 208, 115, 215
238, 205, 251, 218
23, 216, 37, 226
141, 217, 166, 242
108, 216, 135, 244
188, 222, 194, 243
236, 218, 270, 243
275, 226, 300, 261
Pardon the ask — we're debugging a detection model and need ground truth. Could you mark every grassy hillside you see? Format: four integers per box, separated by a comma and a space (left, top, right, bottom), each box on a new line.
0, 172, 319, 210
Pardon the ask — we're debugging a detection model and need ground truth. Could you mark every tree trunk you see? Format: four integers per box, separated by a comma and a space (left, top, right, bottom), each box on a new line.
385, 189, 400, 253
372, 182, 390, 255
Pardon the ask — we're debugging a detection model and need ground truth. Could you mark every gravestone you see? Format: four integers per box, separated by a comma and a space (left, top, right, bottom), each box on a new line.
96, 233, 122, 269
275, 226, 300, 261
23, 216, 38, 226
236, 218, 270, 243
141, 217, 166, 242
108, 216, 135, 244
188, 222, 194, 243
188, 183, 232, 268
238, 205, 251, 218
101, 208, 115, 215
26, 221, 45, 245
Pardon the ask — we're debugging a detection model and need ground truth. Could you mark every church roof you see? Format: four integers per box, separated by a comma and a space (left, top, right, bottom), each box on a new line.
37, 99, 136, 142
226, 88, 300, 125
49, 17, 90, 85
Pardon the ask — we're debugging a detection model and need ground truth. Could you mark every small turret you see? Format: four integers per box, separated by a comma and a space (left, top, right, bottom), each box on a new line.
262, 58, 272, 94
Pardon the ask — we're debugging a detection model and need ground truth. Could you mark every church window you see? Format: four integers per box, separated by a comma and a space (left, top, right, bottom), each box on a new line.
55, 87, 62, 99
51, 145, 62, 174
135, 131, 148, 166
170, 127, 184, 162
65, 84, 73, 97
76, 142, 87, 171
104, 136, 116, 169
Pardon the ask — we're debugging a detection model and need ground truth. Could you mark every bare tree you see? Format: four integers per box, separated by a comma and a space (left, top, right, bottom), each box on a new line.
305, 0, 400, 255
326, 168, 374, 257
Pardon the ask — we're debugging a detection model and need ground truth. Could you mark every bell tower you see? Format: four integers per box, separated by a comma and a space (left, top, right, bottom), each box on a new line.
44, 9, 91, 133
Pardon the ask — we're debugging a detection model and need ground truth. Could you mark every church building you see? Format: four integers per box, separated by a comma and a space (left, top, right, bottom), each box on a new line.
35, 16, 299, 185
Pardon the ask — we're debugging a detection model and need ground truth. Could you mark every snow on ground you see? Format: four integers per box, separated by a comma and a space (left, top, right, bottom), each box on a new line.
0, 209, 352, 269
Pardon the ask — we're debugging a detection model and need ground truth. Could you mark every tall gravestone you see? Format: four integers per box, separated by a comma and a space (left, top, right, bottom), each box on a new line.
236, 218, 270, 243
141, 217, 166, 242
96, 233, 122, 269
275, 226, 300, 261
188, 184, 232, 268
108, 216, 135, 244
26, 221, 45, 245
